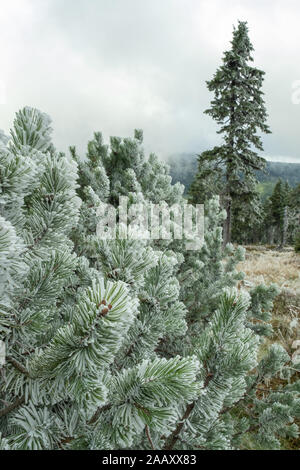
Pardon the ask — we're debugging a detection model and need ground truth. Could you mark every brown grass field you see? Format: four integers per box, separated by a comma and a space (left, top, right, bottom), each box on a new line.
237, 245, 300, 362
237, 245, 300, 291
237, 246, 300, 450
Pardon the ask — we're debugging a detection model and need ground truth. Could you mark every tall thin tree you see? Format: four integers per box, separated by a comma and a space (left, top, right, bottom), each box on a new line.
190, 21, 271, 244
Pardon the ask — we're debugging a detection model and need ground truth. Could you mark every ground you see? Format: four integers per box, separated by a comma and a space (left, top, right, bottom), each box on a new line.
238, 246, 300, 450
237, 245, 300, 361
237, 245, 300, 291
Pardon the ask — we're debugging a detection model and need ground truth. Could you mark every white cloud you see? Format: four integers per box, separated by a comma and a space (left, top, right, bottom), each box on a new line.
0, 0, 299, 163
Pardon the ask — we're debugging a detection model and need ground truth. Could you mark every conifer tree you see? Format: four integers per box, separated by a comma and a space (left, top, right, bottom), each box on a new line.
1, 110, 299, 450
294, 231, 300, 253
189, 21, 271, 244
0, 113, 200, 450
68, 128, 300, 450
268, 179, 290, 246
287, 183, 300, 247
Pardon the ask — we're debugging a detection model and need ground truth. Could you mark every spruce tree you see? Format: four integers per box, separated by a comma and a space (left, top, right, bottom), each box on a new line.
190, 21, 271, 244
268, 179, 290, 247
294, 231, 300, 253
287, 183, 300, 246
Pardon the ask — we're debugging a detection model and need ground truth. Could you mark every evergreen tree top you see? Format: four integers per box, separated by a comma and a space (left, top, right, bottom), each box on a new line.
230, 20, 254, 60
204, 20, 271, 163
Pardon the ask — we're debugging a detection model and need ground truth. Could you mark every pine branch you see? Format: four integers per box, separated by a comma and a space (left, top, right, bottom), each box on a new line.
87, 403, 113, 425
145, 425, 155, 450
220, 374, 261, 416
233, 424, 259, 439
0, 359, 29, 418
0, 395, 25, 418
7, 356, 30, 377
162, 372, 214, 450
162, 402, 195, 450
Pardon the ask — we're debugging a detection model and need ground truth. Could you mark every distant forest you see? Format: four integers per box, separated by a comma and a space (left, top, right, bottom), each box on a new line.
167, 154, 300, 199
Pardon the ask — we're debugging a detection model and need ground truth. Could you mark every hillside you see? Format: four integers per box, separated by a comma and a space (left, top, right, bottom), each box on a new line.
167, 153, 300, 195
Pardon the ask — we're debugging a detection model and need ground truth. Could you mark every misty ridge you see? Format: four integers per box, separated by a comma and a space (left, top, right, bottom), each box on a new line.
168, 154, 300, 194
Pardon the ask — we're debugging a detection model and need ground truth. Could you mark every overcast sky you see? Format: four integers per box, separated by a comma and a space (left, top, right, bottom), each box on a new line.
1, 0, 300, 162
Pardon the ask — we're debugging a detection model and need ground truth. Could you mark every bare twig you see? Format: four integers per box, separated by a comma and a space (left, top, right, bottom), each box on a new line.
145, 425, 155, 450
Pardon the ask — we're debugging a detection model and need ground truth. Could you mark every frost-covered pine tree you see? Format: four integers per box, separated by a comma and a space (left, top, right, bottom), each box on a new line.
0, 112, 200, 450
1, 110, 299, 451
189, 21, 271, 245
68, 129, 300, 450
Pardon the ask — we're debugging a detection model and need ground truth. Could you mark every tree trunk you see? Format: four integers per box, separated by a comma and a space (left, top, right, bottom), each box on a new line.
279, 206, 288, 248
267, 226, 274, 245
223, 196, 232, 246
223, 80, 235, 247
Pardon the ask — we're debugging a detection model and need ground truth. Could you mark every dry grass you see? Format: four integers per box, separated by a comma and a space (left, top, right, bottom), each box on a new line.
237, 245, 300, 353
237, 246, 300, 291
237, 246, 300, 450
